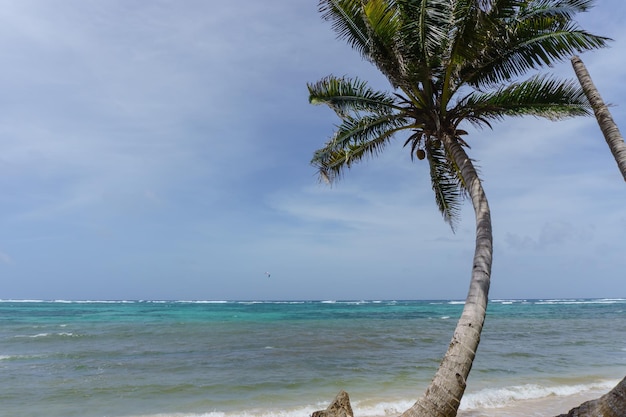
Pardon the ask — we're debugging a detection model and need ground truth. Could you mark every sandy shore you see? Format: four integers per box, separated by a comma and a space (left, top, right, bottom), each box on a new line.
457, 388, 606, 417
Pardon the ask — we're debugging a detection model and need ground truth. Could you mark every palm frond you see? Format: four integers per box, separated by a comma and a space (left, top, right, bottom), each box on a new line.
319, 0, 372, 58
463, 0, 610, 87
426, 142, 466, 231
456, 75, 591, 124
320, 0, 409, 86
308, 76, 400, 118
439, 0, 487, 106
518, 0, 597, 20
362, 0, 401, 57
398, 0, 451, 60
312, 113, 411, 183
500, 26, 608, 75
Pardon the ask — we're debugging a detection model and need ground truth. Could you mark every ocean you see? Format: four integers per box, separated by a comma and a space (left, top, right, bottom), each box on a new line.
1, 299, 625, 417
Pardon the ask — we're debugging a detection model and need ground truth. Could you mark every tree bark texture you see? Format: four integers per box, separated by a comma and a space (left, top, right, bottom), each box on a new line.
401, 135, 493, 417
571, 55, 626, 182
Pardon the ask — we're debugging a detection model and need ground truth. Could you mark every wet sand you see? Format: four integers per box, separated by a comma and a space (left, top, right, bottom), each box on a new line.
458, 388, 606, 417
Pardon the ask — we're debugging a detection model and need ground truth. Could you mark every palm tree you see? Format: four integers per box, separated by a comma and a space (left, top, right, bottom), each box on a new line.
571, 55, 626, 181
309, 1, 608, 416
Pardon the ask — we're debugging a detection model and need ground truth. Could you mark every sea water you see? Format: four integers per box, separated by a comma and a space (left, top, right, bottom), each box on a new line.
1, 299, 625, 417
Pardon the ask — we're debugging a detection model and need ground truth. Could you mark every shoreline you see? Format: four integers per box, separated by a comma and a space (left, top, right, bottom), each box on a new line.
457, 388, 608, 417
320, 378, 621, 417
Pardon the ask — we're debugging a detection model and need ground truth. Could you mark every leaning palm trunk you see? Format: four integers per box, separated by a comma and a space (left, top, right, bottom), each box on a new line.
571, 56, 626, 181
402, 136, 493, 417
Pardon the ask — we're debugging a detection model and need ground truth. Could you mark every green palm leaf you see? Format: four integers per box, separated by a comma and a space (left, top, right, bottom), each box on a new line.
308, 76, 400, 117
312, 113, 411, 183
427, 143, 467, 231
319, 0, 371, 57
464, 1, 610, 87
457, 75, 590, 124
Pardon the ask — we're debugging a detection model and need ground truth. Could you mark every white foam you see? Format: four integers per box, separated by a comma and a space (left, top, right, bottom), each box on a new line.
18, 333, 50, 338
180, 300, 231, 304
0, 354, 47, 361
535, 299, 625, 305
125, 403, 327, 417
125, 400, 413, 417
14, 332, 76, 338
76, 300, 135, 303
460, 380, 619, 410
352, 399, 415, 417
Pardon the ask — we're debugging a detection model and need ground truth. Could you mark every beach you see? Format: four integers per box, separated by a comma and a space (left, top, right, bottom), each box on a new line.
1, 299, 624, 417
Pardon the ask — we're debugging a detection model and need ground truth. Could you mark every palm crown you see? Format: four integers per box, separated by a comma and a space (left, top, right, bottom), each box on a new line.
309, 0, 608, 229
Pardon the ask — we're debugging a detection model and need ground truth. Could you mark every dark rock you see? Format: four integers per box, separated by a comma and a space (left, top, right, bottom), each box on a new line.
312, 390, 354, 417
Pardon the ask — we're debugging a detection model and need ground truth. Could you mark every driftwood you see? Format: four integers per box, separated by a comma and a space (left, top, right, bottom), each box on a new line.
313, 377, 626, 417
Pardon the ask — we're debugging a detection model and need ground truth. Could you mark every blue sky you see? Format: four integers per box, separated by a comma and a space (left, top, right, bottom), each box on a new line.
1, 1, 624, 301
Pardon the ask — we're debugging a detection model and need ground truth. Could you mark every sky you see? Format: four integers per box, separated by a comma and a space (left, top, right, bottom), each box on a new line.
0, 1, 624, 301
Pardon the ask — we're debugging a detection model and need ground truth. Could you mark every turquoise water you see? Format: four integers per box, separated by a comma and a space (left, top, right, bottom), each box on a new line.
1, 299, 625, 417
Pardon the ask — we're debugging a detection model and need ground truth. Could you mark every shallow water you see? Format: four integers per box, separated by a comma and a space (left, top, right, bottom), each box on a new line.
1, 299, 624, 417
